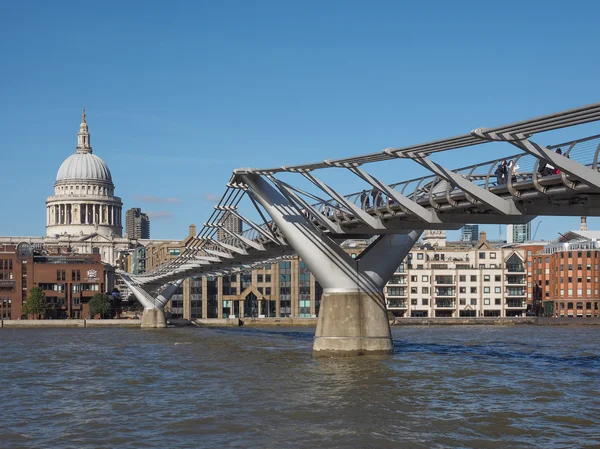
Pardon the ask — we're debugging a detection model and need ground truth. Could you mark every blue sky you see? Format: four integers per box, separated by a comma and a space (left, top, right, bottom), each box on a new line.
1, 0, 599, 240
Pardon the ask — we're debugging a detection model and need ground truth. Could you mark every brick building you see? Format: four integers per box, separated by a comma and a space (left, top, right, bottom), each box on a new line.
0, 243, 110, 319
534, 233, 600, 318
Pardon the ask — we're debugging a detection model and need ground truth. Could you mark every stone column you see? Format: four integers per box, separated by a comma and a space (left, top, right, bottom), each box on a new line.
202, 277, 208, 317
217, 277, 223, 319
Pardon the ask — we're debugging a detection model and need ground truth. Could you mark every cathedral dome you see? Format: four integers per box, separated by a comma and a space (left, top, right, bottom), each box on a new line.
54, 108, 113, 184
56, 153, 112, 182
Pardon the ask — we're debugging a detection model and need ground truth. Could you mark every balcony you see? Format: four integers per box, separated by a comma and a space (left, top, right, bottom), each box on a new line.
506, 300, 526, 308
435, 300, 456, 308
505, 276, 526, 285
434, 276, 455, 286
388, 276, 407, 285
505, 288, 526, 297
506, 264, 526, 273
387, 288, 407, 297
434, 287, 456, 297
388, 299, 407, 308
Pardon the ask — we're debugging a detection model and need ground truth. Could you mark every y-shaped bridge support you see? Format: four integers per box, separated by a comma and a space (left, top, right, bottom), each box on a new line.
119, 274, 183, 328
239, 173, 421, 357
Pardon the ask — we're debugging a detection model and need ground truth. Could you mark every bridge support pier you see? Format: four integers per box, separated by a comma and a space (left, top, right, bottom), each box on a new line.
118, 274, 183, 329
141, 309, 167, 328
239, 173, 421, 357
314, 290, 393, 356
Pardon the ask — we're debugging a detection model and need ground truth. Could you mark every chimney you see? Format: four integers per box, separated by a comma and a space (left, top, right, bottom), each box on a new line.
479, 231, 487, 242
189, 224, 197, 236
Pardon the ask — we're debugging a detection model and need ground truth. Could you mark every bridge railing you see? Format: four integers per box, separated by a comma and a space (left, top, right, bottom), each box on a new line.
339, 133, 600, 213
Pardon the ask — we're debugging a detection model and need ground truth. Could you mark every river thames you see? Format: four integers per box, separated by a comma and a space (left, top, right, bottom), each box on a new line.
0, 325, 598, 448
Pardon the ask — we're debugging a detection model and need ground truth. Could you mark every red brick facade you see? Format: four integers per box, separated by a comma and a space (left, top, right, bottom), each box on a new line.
0, 244, 106, 319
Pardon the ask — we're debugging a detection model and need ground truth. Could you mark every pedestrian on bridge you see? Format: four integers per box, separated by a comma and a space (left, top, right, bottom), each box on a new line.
495, 161, 507, 185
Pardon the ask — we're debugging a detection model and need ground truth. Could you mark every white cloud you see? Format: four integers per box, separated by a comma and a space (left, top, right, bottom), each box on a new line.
146, 210, 173, 219
132, 195, 183, 204
201, 193, 221, 202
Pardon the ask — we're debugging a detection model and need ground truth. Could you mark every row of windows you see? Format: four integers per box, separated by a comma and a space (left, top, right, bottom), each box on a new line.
407, 274, 506, 283
412, 252, 499, 260
558, 302, 600, 309
389, 286, 518, 295
0, 259, 14, 270
557, 289, 598, 296
399, 298, 510, 306
554, 264, 598, 272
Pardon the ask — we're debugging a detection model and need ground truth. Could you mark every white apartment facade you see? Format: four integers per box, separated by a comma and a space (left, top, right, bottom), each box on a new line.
385, 238, 528, 318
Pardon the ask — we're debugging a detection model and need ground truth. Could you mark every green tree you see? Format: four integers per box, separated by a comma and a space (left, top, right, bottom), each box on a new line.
23, 287, 48, 319
89, 293, 111, 318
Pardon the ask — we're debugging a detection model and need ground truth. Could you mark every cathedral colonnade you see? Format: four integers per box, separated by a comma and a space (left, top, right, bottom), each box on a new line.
46, 203, 122, 227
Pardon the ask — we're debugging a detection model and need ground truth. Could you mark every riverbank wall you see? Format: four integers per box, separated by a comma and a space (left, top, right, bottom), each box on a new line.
1, 319, 142, 328
3, 317, 600, 329
392, 317, 600, 326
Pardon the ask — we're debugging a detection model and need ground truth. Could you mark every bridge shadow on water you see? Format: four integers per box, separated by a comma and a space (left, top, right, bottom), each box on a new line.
210, 326, 316, 342
200, 326, 600, 371
393, 338, 600, 370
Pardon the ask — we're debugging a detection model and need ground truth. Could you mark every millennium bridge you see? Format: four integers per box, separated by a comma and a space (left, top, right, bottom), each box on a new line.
119, 102, 600, 356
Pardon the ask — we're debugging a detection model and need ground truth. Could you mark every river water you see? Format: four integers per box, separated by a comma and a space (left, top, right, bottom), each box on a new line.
0, 325, 599, 448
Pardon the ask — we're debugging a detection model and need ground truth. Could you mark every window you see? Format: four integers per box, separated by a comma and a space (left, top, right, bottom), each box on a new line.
422, 287, 429, 294
422, 275, 429, 282
495, 298, 501, 305
422, 298, 428, 305
411, 287, 418, 294
495, 287, 501, 293
265, 274, 271, 282
257, 274, 263, 283
483, 287, 490, 293
417, 253, 424, 260
490, 253, 496, 259
411, 298, 417, 305
470, 298, 477, 305
484, 298, 490, 305
479, 252, 486, 259
495, 275, 501, 282
471, 275, 477, 282
470, 287, 477, 293
484, 275, 490, 282
459, 275, 466, 282
411, 276, 417, 282
459, 287, 466, 294
459, 298, 466, 305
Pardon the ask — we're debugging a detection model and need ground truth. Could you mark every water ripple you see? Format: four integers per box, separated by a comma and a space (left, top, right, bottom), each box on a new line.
0, 325, 598, 448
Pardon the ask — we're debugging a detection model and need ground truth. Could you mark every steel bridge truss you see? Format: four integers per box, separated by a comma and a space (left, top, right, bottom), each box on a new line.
120, 102, 600, 312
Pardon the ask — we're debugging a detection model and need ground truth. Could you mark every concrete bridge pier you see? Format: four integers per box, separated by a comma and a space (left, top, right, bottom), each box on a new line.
119, 274, 183, 329
140, 309, 167, 328
239, 173, 421, 357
